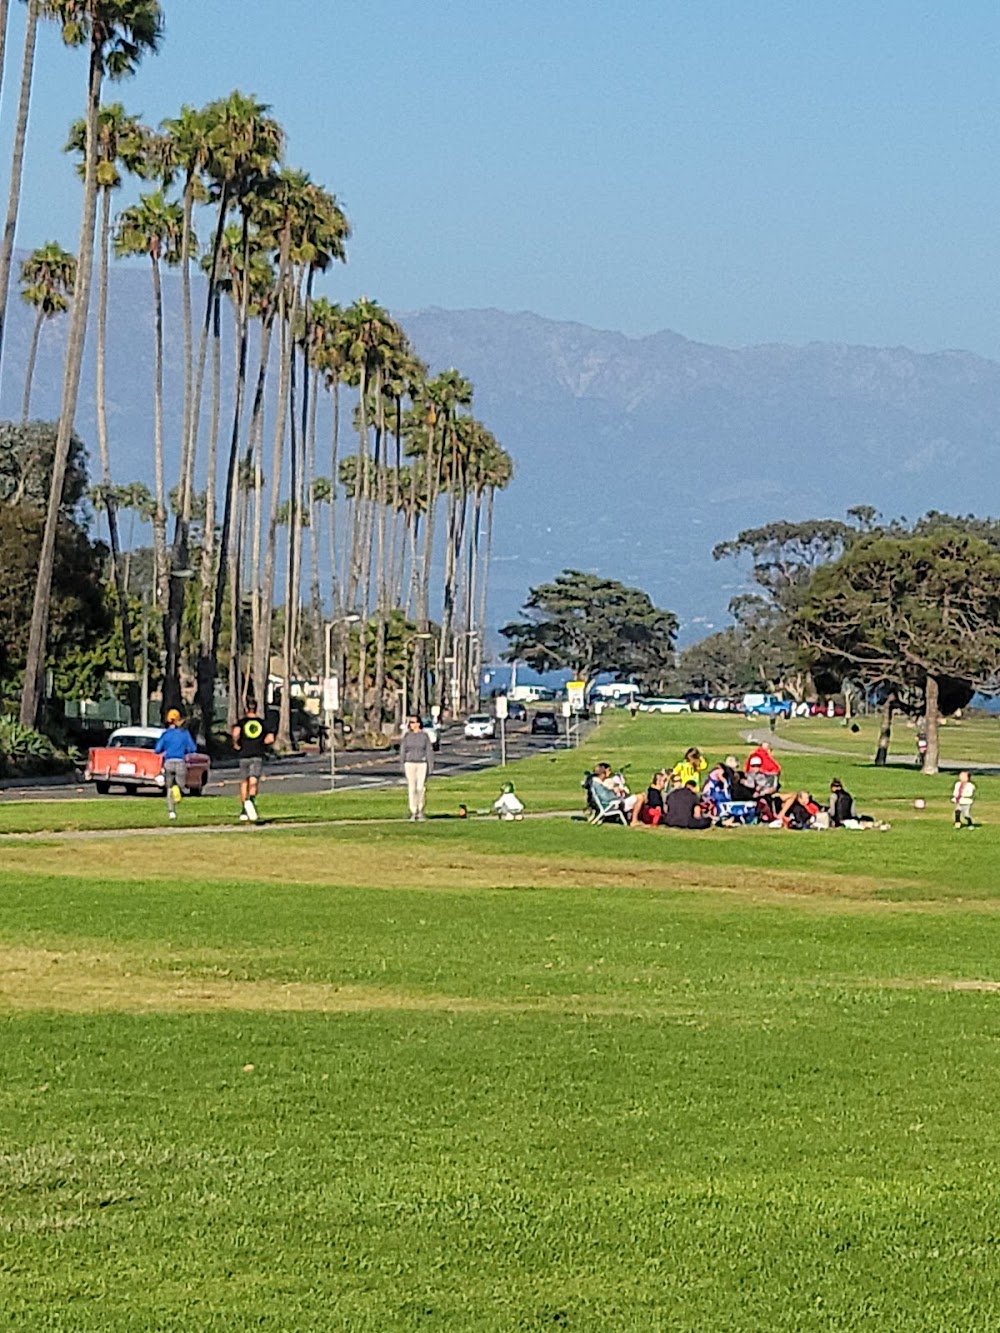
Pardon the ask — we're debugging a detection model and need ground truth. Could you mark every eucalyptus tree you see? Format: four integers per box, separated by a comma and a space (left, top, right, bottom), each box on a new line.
0, 0, 45, 384
22, 0, 163, 728
18, 240, 75, 420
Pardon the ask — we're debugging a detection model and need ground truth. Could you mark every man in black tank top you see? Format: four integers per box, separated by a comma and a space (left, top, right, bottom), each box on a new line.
232, 699, 274, 822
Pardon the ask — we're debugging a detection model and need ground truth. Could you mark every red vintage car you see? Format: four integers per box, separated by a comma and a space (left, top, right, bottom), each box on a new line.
84, 726, 211, 796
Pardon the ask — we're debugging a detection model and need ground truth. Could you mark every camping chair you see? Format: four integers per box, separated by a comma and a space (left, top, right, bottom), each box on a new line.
582, 772, 629, 826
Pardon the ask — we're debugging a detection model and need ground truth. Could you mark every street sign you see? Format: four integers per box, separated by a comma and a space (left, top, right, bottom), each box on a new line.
494, 695, 509, 720
566, 680, 586, 711
106, 671, 141, 683
322, 675, 340, 713
561, 700, 572, 718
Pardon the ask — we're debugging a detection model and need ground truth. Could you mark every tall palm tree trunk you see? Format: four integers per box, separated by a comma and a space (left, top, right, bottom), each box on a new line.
21, 41, 103, 727
278, 295, 304, 751
93, 187, 136, 709
328, 377, 340, 614
20, 305, 42, 421
306, 364, 323, 660
203, 215, 254, 738
0, 0, 38, 383
0, 1, 11, 110
475, 486, 495, 691
248, 311, 275, 699
194, 291, 223, 728
255, 262, 293, 723
149, 251, 169, 619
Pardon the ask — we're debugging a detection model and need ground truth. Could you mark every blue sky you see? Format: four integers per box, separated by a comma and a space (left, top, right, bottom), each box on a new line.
7, 0, 1000, 355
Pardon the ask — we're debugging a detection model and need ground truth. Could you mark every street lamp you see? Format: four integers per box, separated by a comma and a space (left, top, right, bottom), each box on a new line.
323, 613, 360, 791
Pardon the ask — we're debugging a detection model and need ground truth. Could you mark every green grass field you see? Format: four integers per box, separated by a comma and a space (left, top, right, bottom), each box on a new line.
2, 713, 1000, 1329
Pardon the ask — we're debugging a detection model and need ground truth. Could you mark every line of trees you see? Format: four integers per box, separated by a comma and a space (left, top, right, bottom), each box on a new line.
694, 510, 1000, 774
0, 2, 513, 743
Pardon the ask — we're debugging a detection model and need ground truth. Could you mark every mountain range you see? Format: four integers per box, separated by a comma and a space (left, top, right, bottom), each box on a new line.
5, 261, 1000, 642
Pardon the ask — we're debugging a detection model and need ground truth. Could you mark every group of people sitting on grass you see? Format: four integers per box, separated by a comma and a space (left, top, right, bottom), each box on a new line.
586, 742, 865, 831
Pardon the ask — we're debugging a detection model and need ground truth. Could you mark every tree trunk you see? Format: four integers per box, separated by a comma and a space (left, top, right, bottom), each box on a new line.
306, 364, 323, 662
94, 185, 136, 713
0, 1, 11, 111
922, 676, 941, 775
873, 693, 894, 767
149, 252, 170, 648
278, 282, 305, 752
0, 0, 37, 382
21, 41, 102, 727
255, 245, 293, 724
20, 304, 42, 421
202, 215, 253, 739
248, 311, 274, 699
328, 377, 340, 614
194, 291, 224, 731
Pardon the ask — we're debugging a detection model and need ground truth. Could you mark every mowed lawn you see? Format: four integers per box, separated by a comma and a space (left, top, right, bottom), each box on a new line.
2, 715, 1000, 1329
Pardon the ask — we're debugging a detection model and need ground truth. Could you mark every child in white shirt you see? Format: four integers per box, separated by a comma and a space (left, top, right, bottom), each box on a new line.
494, 782, 525, 821
952, 771, 975, 829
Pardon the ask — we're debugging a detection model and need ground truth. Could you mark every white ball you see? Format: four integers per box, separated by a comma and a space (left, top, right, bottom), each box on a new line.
913, 799, 926, 810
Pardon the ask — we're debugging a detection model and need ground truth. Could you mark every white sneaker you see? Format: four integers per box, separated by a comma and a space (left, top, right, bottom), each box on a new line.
168, 811, 177, 821
244, 799, 258, 822
239, 812, 250, 823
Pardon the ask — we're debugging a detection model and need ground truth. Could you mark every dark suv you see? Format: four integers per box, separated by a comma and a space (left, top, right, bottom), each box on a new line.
530, 710, 559, 736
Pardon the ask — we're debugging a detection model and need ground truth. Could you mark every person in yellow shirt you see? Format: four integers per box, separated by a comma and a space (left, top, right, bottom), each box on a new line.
671, 747, 707, 790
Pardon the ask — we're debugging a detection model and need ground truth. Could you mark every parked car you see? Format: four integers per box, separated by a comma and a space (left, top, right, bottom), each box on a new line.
464, 713, 496, 740
636, 697, 692, 714
809, 701, 846, 717
742, 693, 793, 719
506, 700, 527, 722
530, 710, 559, 736
84, 726, 211, 796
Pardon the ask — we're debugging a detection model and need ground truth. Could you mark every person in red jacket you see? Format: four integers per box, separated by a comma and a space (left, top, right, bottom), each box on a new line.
744, 741, 781, 777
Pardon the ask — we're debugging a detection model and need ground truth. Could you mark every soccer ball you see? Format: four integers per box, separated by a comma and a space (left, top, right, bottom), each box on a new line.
913, 799, 926, 810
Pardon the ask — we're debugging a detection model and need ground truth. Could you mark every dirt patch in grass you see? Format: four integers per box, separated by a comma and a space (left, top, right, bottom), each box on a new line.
0, 836, 908, 905
0, 942, 735, 1019
0, 943, 497, 1014
870, 975, 1000, 994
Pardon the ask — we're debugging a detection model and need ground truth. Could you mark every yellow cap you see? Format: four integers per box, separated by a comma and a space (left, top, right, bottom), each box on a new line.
166, 709, 182, 724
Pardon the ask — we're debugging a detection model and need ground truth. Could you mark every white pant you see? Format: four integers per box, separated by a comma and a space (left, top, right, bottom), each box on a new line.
404, 761, 428, 815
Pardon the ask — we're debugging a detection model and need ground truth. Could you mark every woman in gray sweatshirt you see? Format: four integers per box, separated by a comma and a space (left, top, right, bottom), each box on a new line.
399, 716, 434, 820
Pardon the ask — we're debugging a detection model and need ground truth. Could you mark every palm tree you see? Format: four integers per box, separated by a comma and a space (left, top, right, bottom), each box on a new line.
158, 102, 212, 512
21, 0, 163, 728
113, 190, 192, 621
0, 2, 11, 108
185, 91, 282, 733
18, 241, 75, 420
0, 0, 46, 386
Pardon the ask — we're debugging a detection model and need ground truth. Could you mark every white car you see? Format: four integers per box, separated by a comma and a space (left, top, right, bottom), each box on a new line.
636, 697, 692, 715
464, 713, 497, 740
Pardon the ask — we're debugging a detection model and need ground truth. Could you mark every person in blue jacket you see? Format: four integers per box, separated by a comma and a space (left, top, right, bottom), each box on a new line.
155, 709, 198, 821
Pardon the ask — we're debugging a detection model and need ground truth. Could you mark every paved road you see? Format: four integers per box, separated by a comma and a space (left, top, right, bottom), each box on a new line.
0, 725, 582, 803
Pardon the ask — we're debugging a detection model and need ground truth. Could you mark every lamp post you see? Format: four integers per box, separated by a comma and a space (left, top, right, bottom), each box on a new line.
323, 614, 360, 791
